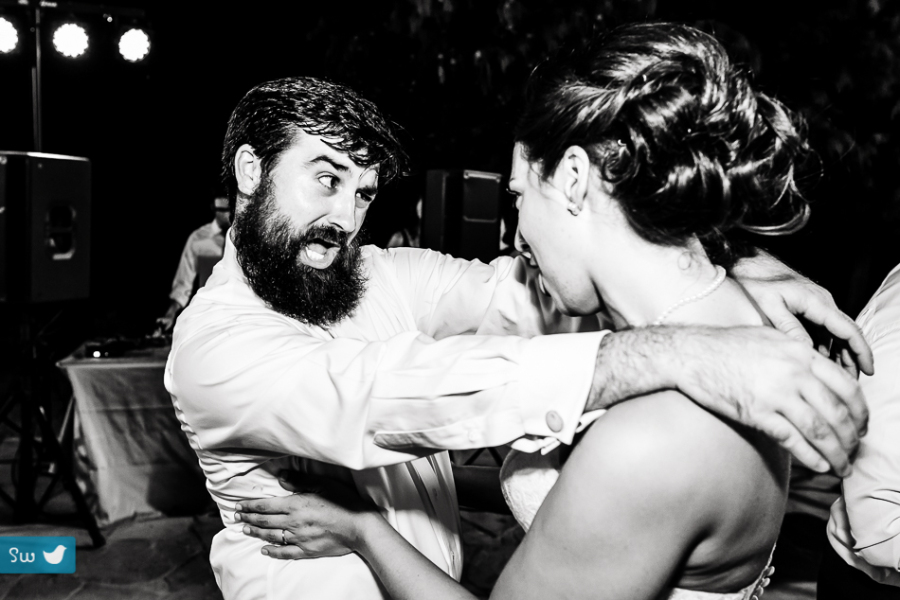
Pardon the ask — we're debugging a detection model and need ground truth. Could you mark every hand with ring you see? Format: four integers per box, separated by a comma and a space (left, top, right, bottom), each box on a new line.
235, 471, 380, 560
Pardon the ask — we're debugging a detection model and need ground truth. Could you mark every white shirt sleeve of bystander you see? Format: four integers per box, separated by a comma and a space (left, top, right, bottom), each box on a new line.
827, 263, 900, 586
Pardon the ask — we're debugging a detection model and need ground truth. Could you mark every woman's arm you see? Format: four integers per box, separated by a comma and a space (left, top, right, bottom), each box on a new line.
355, 512, 478, 600
238, 413, 776, 600
235, 473, 480, 600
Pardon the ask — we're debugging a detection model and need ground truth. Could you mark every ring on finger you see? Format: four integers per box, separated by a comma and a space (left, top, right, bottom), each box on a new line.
281, 529, 287, 545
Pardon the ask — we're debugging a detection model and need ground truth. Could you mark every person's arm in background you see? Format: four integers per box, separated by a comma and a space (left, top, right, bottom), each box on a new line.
156, 232, 197, 332
828, 265, 900, 578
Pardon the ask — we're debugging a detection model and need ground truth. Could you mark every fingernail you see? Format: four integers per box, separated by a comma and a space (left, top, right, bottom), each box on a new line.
243, 525, 251, 535
234, 513, 242, 522
261, 548, 269, 556
235, 503, 243, 511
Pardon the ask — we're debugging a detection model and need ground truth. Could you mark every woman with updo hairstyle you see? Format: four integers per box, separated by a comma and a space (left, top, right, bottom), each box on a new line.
231, 23, 812, 600
513, 20, 809, 276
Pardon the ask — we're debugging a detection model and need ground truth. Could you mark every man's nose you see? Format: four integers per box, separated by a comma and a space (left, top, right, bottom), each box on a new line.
327, 190, 357, 233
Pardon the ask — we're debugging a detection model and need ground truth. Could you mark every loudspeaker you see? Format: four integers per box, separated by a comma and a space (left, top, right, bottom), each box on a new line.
422, 169, 502, 263
0, 152, 91, 303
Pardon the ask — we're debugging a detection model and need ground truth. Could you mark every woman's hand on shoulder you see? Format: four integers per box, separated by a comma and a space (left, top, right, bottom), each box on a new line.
235, 471, 382, 560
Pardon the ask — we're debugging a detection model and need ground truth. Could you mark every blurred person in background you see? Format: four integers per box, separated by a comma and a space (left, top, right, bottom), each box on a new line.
157, 195, 232, 332
819, 261, 900, 599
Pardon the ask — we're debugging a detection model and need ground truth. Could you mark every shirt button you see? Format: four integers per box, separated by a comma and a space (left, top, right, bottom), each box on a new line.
546, 410, 563, 432
467, 429, 479, 443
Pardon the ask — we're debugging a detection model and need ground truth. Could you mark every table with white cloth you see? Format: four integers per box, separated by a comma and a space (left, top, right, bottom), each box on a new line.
57, 344, 209, 526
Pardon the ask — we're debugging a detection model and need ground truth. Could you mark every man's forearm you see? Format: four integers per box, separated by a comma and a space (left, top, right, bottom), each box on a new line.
586, 327, 684, 411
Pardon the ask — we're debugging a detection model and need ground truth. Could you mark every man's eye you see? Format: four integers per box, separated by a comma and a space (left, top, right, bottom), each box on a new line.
319, 175, 339, 189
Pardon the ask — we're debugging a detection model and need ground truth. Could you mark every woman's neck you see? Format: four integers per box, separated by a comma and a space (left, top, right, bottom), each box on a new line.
594, 235, 722, 331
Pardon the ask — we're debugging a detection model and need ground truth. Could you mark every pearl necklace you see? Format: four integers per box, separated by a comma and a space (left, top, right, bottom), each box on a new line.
651, 266, 728, 326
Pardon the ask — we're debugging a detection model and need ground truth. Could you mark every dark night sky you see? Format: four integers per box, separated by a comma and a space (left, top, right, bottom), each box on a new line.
0, 0, 897, 341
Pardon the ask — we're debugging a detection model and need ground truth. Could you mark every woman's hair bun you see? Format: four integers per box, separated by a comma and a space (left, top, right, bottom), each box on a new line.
515, 22, 812, 268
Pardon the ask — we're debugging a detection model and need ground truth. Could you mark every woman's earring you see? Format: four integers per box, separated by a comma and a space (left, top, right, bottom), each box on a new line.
568, 202, 580, 216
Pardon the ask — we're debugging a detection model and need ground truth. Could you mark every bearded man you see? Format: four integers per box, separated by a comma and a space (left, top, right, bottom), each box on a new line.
166, 76, 871, 600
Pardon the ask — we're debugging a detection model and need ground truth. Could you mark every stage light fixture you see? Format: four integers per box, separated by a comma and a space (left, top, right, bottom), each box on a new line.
0, 16, 18, 54
52, 22, 89, 58
118, 27, 149, 62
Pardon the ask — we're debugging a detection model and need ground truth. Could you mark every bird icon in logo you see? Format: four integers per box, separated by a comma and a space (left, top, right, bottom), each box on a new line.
42, 545, 67, 565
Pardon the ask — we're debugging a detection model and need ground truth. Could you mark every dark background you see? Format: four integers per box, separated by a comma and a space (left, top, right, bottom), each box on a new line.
0, 0, 898, 347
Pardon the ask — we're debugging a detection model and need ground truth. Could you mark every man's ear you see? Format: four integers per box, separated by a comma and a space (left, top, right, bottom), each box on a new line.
557, 145, 592, 215
234, 144, 262, 196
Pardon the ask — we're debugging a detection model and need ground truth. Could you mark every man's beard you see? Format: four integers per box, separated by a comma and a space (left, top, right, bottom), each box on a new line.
232, 177, 367, 328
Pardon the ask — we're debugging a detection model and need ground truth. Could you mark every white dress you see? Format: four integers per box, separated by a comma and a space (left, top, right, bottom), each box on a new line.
499, 448, 773, 600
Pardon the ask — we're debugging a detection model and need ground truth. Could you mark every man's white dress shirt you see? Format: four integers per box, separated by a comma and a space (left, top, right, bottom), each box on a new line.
169, 219, 227, 309
166, 236, 607, 600
827, 262, 900, 587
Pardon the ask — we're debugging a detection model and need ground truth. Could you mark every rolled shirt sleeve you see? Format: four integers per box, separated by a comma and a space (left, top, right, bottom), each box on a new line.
827, 264, 900, 585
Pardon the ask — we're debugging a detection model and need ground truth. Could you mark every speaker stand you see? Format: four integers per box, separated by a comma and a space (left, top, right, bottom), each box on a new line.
0, 307, 105, 547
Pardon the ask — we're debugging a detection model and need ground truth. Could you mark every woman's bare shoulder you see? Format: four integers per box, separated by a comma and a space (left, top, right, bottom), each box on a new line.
566, 390, 784, 523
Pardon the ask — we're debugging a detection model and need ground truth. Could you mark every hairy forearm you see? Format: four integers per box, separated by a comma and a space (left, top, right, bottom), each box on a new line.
586, 326, 692, 411
355, 513, 477, 600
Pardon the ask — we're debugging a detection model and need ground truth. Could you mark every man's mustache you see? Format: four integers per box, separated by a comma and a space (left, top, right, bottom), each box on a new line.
297, 226, 350, 249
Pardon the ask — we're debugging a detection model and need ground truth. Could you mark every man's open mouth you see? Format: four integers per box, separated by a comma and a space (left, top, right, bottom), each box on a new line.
300, 237, 343, 269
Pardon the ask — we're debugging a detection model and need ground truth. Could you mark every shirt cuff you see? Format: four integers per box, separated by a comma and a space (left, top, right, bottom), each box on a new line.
170, 289, 189, 308
508, 330, 609, 452
828, 497, 900, 585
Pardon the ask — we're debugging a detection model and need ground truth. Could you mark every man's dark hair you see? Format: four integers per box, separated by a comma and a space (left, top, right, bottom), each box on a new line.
222, 76, 409, 215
